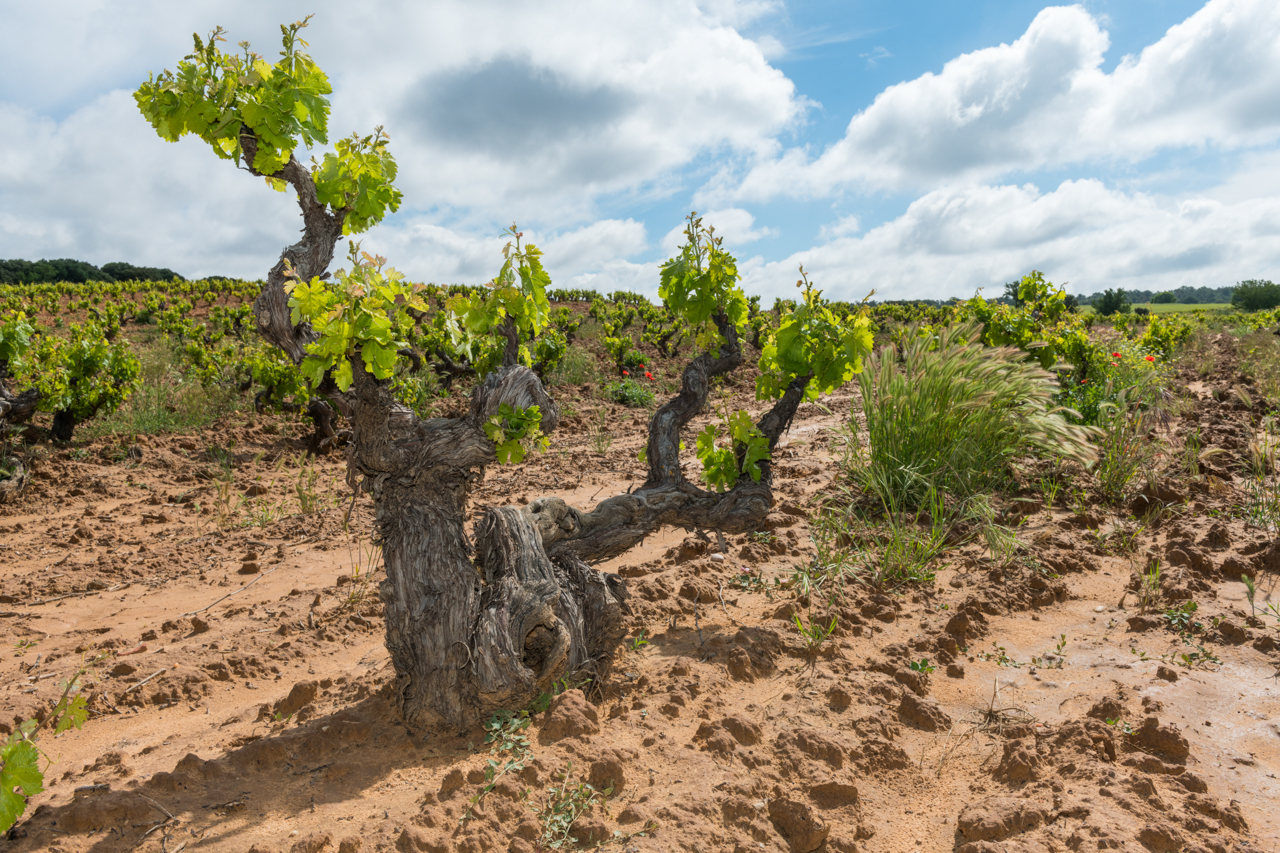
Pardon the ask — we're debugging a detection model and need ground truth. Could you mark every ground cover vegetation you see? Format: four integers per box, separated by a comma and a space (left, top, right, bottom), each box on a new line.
1, 19, 1280, 853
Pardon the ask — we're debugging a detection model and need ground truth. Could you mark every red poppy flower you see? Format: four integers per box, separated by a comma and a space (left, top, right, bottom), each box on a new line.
645, 372, 653, 380
622, 370, 630, 376
1144, 355, 1155, 362
1112, 352, 1121, 358
1110, 362, 1118, 367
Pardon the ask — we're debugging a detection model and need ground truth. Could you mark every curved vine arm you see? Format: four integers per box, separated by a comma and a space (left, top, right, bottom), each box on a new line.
240, 129, 347, 366
529, 318, 813, 565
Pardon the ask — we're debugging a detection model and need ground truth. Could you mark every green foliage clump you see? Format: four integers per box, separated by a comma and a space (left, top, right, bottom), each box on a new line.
1136, 313, 1194, 361
757, 269, 873, 402
1151, 291, 1177, 304
1231, 279, 1280, 311
288, 247, 427, 391
0, 311, 34, 373
134, 18, 401, 234
659, 213, 749, 353
439, 228, 559, 379
855, 323, 1098, 510
28, 323, 143, 440
695, 409, 771, 492
482, 403, 549, 464
1095, 288, 1131, 317
605, 378, 654, 408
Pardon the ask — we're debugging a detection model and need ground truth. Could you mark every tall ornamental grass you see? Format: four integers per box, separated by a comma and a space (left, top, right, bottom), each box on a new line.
854, 324, 1098, 509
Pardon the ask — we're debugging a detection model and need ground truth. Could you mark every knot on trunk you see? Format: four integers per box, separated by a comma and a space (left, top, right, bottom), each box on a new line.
472, 507, 572, 712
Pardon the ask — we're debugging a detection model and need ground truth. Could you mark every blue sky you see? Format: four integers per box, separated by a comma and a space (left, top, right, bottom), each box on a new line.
2, 0, 1278, 303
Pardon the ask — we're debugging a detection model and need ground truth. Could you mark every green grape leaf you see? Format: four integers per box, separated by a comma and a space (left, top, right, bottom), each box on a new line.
53, 694, 88, 735
0, 738, 43, 832
332, 358, 354, 391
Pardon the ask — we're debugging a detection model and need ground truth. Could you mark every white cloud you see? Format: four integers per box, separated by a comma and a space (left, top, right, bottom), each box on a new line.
741, 179, 1280, 302
333, 0, 804, 219
860, 47, 892, 68
0, 92, 295, 277
732, 0, 1280, 200
355, 218, 650, 292
0, 0, 801, 281
818, 215, 861, 240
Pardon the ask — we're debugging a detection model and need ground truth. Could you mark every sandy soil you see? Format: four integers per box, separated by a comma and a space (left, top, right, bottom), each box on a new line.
1, 336, 1278, 853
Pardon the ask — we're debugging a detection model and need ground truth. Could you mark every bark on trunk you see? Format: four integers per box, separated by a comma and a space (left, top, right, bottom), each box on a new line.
239, 130, 346, 366
0, 383, 38, 426
346, 356, 626, 730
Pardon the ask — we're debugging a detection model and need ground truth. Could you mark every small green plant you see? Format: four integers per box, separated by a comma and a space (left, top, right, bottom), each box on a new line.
1038, 474, 1062, 509
627, 630, 650, 652
1164, 600, 1199, 634
533, 761, 608, 850
1171, 644, 1221, 669
1238, 476, 1280, 536
1137, 557, 1162, 613
792, 611, 837, 651
908, 658, 935, 673
603, 378, 654, 408
1104, 717, 1135, 736
13, 638, 38, 657
1247, 417, 1278, 477
1094, 394, 1157, 505
977, 642, 1022, 668
1243, 573, 1258, 619
244, 498, 286, 528
1031, 634, 1067, 669
461, 709, 533, 826
588, 409, 613, 455
810, 486, 948, 592
1, 662, 94, 831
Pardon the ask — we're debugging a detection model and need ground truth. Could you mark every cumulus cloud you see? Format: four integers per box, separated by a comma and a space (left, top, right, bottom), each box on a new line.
818, 215, 860, 240
336, 0, 803, 217
740, 179, 1280, 302
356, 218, 650, 291
732, 0, 1280, 199
0, 92, 296, 278
0, 0, 800, 282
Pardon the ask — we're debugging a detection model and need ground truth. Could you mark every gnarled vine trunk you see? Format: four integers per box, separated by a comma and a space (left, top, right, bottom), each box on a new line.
244, 131, 809, 731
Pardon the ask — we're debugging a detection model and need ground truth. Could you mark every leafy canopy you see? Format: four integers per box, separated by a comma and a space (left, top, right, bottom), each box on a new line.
287, 244, 428, 392
957, 271, 1088, 371
28, 323, 142, 422
135, 17, 401, 234
659, 213, 750, 352
444, 226, 554, 378
757, 268, 873, 402
696, 409, 771, 493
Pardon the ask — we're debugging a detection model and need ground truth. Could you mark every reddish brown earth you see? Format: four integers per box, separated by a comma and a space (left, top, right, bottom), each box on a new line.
1, 337, 1278, 853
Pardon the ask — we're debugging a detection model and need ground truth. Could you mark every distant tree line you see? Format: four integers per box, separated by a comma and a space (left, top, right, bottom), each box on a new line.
1075, 285, 1236, 306
0, 258, 184, 284
1230, 280, 1280, 311
1076, 281, 1278, 317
